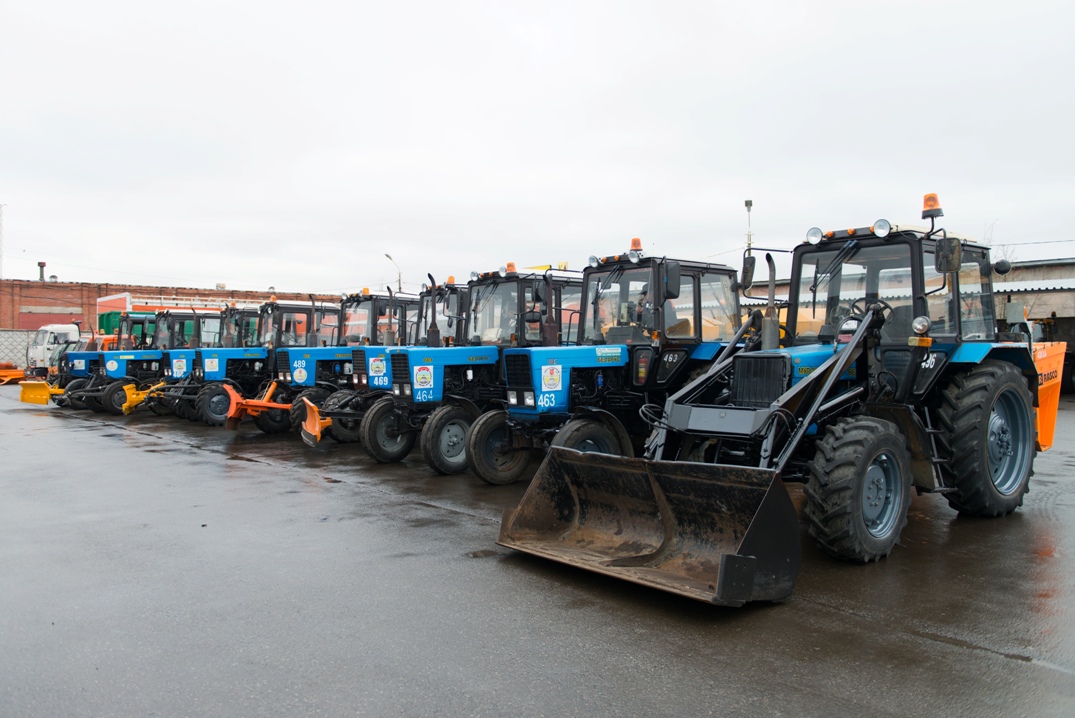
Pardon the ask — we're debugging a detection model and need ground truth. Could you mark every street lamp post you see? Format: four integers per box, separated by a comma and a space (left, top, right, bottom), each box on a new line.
385, 253, 402, 292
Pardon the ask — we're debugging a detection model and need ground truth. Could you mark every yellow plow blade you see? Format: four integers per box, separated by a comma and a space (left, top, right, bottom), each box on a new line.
122, 382, 165, 415
19, 381, 63, 405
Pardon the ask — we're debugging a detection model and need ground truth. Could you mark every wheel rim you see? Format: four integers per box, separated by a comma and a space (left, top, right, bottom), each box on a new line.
437, 419, 469, 464
485, 423, 522, 470
375, 413, 405, 449
110, 387, 126, 411
989, 389, 1032, 495
861, 451, 902, 538
570, 427, 616, 454
208, 392, 229, 418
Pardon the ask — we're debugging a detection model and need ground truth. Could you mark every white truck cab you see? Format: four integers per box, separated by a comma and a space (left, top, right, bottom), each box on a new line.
26, 323, 82, 377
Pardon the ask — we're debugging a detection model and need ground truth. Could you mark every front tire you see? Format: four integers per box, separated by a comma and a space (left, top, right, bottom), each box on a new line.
550, 418, 621, 455
253, 409, 292, 434
195, 383, 232, 426
360, 397, 415, 463
467, 410, 531, 485
102, 381, 131, 416
935, 361, 1035, 516
289, 388, 331, 432
323, 390, 364, 443
64, 378, 89, 410
420, 404, 473, 475
804, 416, 911, 563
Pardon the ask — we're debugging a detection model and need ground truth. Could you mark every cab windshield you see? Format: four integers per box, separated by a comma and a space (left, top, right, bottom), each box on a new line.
470, 281, 518, 346
581, 266, 653, 345
342, 301, 373, 345
792, 242, 914, 344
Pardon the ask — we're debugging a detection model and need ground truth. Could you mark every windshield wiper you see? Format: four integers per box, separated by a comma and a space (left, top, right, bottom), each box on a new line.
809, 239, 858, 313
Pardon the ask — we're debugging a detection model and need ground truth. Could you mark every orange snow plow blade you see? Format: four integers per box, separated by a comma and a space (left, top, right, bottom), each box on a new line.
498, 448, 801, 606
0, 367, 25, 385
224, 382, 289, 430
300, 398, 330, 447
1033, 341, 1066, 451
19, 380, 62, 404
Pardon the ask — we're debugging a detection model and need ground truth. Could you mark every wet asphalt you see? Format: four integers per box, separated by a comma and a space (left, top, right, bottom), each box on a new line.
1, 386, 1073, 717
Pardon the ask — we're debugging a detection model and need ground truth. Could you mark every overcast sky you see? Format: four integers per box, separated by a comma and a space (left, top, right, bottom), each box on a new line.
1, 0, 1072, 294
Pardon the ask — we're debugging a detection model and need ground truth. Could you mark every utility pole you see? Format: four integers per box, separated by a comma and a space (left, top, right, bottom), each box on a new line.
745, 199, 753, 255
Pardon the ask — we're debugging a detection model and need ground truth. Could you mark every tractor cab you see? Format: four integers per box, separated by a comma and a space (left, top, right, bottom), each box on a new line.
340, 289, 420, 347
413, 276, 470, 347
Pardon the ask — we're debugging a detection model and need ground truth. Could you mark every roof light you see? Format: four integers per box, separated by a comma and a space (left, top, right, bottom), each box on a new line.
469, 271, 479, 282
628, 238, 643, 263
498, 265, 508, 277
505, 262, 516, 273
447, 275, 455, 284
922, 193, 943, 219
847, 228, 857, 236
806, 227, 823, 244
270, 295, 277, 302
824, 231, 835, 239
362, 287, 370, 295
588, 255, 600, 268
421, 283, 429, 292
630, 237, 642, 251
872, 219, 892, 238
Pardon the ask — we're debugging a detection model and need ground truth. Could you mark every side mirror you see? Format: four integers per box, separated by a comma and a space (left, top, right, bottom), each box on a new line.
741, 255, 756, 290
664, 261, 681, 300
993, 259, 1012, 275
934, 236, 962, 273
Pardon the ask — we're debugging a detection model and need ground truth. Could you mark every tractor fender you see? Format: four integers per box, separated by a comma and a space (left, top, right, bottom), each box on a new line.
946, 343, 1038, 400
443, 394, 482, 420
572, 406, 636, 458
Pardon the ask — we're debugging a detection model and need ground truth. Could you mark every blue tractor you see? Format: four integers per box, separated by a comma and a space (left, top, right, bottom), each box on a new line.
498, 196, 1067, 606
357, 266, 583, 474
467, 239, 741, 484
221, 293, 421, 432
301, 279, 469, 446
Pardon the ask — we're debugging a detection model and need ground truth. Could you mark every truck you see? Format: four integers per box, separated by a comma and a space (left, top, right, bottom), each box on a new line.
24, 323, 84, 378
498, 195, 1066, 606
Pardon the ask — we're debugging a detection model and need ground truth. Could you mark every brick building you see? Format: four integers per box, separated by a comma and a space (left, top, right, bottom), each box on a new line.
0, 278, 339, 331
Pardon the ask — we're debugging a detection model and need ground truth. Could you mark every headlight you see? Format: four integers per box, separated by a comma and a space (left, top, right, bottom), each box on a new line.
285, 372, 292, 382
523, 391, 535, 407
911, 316, 932, 335
277, 371, 286, 380
806, 227, 823, 244
392, 384, 400, 395
588, 255, 600, 268
508, 392, 518, 406
403, 385, 412, 396
628, 250, 641, 263
872, 219, 892, 238
360, 375, 367, 385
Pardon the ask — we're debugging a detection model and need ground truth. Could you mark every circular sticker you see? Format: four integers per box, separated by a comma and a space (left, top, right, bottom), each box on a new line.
106, 360, 119, 372
293, 367, 308, 383
414, 366, 433, 388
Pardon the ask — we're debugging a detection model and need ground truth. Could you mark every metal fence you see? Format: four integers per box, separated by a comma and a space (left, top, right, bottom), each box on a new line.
0, 330, 32, 367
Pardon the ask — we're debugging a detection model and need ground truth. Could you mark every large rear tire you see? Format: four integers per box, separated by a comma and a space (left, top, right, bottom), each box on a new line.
323, 390, 363, 443
550, 418, 620, 455
102, 381, 130, 416
420, 404, 473, 475
289, 387, 331, 432
360, 397, 415, 463
804, 416, 911, 563
195, 383, 231, 426
935, 361, 1035, 516
173, 395, 201, 421
467, 410, 531, 485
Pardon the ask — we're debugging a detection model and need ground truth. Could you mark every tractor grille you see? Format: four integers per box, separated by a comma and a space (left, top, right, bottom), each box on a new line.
276, 352, 290, 374
731, 354, 790, 408
193, 351, 203, 373
351, 349, 366, 370
505, 354, 532, 388
392, 354, 411, 385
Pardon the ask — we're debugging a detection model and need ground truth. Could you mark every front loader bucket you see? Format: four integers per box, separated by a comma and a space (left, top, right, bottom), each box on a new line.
498, 448, 801, 606
19, 381, 61, 405
300, 398, 330, 448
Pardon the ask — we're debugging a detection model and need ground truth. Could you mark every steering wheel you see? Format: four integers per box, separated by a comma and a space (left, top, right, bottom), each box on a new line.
849, 298, 893, 320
